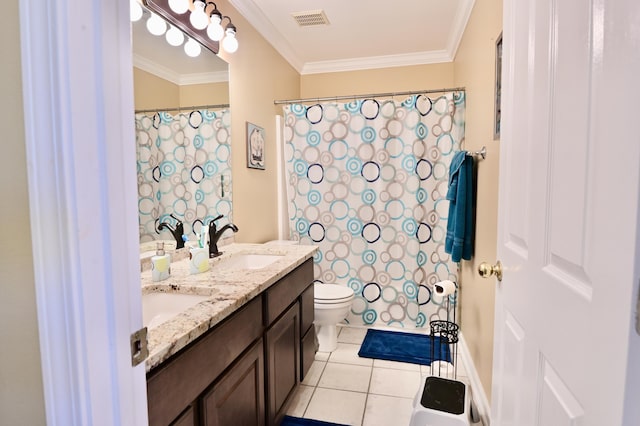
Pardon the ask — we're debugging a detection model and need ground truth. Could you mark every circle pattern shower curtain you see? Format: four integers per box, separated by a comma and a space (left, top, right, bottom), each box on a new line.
136, 109, 232, 242
283, 93, 466, 328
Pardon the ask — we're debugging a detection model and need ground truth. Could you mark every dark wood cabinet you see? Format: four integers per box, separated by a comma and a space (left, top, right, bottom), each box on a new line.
147, 297, 263, 426
170, 406, 196, 426
299, 283, 316, 381
265, 302, 300, 426
201, 340, 265, 426
146, 258, 315, 426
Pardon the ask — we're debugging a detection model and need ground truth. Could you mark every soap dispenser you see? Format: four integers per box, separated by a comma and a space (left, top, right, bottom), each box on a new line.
151, 241, 171, 282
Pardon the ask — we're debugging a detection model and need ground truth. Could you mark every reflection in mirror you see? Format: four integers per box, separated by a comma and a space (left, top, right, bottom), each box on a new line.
131, 7, 232, 247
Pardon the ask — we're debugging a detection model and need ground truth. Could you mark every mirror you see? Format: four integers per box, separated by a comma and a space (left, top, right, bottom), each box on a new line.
131, 8, 232, 247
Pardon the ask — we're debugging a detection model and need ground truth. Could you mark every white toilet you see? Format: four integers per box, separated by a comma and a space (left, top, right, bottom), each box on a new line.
264, 240, 355, 352
314, 283, 354, 352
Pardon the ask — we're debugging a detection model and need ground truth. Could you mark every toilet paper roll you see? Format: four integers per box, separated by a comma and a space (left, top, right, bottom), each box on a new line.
434, 280, 456, 296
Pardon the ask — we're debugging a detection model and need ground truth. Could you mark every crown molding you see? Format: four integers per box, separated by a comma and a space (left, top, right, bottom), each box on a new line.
177, 70, 229, 85
447, 0, 476, 58
228, 0, 304, 72
133, 54, 180, 84
301, 50, 454, 75
133, 54, 229, 85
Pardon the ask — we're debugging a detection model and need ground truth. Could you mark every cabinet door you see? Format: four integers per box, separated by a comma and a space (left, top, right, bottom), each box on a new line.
299, 284, 316, 381
201, 340, 265, 426
265, 302, 300, 426
170, 405, 196, 426
300, 328, 316, 382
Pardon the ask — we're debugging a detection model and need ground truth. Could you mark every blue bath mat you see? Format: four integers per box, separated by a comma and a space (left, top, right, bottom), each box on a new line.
357, 329, 451, 365
280, 416, 349, 426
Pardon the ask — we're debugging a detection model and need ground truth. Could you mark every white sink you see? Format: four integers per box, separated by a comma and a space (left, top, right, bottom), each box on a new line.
216, 253, 283, 270
142, 292, 211, 329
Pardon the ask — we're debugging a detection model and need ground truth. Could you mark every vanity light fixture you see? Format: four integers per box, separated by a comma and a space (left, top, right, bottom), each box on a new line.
168, 0, 189, 15
206, 12, 238, 53
165, 24, 185, 46
206, 5, 224, 41
221, 23, 238, 53
130, 0, 143, 22
184, 37, 202, 57
142, 0, 239, 54
189, 0, 209, 30
147, 13, 167, 35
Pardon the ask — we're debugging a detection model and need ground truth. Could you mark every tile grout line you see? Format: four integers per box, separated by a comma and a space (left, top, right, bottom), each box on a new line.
301, 359, 328, 419
360, 357, 375, 426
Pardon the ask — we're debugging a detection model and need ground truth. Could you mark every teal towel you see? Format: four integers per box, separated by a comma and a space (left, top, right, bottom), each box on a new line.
445, 151, 475, 262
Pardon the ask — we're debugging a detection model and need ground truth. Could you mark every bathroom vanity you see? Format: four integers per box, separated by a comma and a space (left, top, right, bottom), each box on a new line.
141, 244, 317, 426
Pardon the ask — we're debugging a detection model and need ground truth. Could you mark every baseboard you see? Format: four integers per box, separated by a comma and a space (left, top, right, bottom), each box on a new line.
458, 332, 491, 425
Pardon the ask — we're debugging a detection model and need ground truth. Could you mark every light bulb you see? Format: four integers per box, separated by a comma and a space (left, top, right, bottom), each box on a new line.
222, 28, 238, 53
189, 1, 209, 30
165, 25, 185, 46
146, 13, 166, 36
168, 0, 189, 14
130, 0, 143, 22
184, 38, 202, 57
206, 14, 224, 41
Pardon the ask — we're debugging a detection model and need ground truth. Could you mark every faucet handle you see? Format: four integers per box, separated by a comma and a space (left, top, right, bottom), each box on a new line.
170, 213, 183, 225
207, 214, 224, 233
209, 214, 224, 225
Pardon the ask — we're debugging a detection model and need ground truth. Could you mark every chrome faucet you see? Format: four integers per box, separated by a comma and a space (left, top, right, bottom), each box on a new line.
157, 213, 185, 249
208, 214, 239, 258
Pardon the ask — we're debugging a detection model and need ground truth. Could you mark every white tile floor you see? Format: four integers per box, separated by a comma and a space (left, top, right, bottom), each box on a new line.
286, 325, 476, 426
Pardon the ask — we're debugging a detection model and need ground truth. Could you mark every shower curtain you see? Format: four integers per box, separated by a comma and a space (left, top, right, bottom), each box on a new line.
283, 93, 465, 328
136, 108, 232, 243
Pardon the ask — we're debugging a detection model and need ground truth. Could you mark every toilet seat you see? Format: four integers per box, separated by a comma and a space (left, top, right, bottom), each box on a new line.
314, 283, 354, 304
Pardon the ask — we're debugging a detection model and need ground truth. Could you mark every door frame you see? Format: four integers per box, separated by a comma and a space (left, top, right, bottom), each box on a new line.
19, 0, 147, 423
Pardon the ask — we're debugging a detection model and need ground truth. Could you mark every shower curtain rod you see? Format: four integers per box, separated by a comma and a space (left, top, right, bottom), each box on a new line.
134, 103, 230, 114
273, 86, 466, 105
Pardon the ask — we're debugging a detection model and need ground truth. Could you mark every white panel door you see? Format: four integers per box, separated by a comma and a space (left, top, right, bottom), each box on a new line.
492, 0, 640, 425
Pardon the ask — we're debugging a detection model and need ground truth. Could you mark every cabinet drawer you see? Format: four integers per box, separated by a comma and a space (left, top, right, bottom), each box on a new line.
264, 258, 313, 325
147, 296, 263, 426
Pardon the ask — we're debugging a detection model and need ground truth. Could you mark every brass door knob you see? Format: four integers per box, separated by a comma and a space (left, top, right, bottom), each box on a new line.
478, 260, 503, 281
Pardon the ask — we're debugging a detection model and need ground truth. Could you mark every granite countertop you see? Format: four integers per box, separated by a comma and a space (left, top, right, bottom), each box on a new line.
141, 243, 317, 372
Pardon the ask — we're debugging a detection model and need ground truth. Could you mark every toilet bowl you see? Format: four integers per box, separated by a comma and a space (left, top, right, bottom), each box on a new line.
314, 283, 354, 352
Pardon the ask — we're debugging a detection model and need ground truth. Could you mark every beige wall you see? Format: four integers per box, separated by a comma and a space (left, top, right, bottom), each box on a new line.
180, 81, 229, 107
453, 0, 503, 400
301, 63, 455, 98
216, 0, 300, 244
133, 67, 179, 110
0, 0, 46, 423
133, 68, 229, 110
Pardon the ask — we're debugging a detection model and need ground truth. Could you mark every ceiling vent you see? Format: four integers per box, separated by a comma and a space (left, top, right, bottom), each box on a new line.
291, 10, 330, 27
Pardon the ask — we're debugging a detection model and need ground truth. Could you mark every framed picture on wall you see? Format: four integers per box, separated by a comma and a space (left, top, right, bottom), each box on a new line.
246, 122, 265, 170
494, 32, 503, 140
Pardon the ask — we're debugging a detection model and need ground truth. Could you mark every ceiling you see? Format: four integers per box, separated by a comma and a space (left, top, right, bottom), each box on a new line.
131, 0, 475, 79
229, 0, 475, 74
